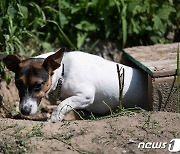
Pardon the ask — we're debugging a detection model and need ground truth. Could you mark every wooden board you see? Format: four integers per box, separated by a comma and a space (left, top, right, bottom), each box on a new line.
123, 43, 179, 77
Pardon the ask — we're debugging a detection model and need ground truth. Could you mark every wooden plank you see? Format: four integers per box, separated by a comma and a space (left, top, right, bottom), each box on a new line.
123, 43, 179, 77
152, 76, 178, 112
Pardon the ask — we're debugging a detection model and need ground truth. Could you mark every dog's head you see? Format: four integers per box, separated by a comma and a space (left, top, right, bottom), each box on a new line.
0, 48, 64, 115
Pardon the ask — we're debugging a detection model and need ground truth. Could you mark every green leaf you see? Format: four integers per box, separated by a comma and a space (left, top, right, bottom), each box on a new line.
75, 21, 98, 32
47, 20, 76, 49
59, 12, 68, 28
4, 35, 10, 41
30, 18, 45, 28
77, 32, 88, 49
18, 4, 28, 19
0, 18, 3, 29
121, 3, 127, 47
41, 42, 52, 51
153, 15, 164, 32
44, 6, 59, 14
176, 4, 180, 18
145, 26, 152, 31
168, 0, 173, 5
71, 6, 81, 14
127, 0, 142, 12
131, 18, 140, 34
149, 32, 164, 44
29, 2, 46, 24
0, 0, 6, 15
122, 16, 127, 47
7, 3, 16, 18
157, 7, 175, 20
59, 1, 71, 9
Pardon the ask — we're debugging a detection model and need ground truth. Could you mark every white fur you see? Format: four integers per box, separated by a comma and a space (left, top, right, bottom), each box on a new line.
20, 95, 38, 115
37, 51, 148, 122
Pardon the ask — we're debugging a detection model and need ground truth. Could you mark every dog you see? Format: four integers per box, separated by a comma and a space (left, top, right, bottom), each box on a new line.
0, 48, 148, 122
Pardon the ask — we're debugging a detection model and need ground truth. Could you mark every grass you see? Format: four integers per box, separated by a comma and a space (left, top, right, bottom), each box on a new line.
0, 126, 30, 154
50, 133, 72, 145
142, 113, 159, 130
27, 123, 44, 138
0, 124, 17, 131
75, 104, 144, 121
0, 124, 45, 154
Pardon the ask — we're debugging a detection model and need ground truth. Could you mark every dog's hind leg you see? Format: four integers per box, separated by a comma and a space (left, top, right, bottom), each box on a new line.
48, 94, 94, 122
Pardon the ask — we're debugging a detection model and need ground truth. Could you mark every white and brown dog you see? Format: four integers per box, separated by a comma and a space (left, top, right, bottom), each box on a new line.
0, 48, 148, 122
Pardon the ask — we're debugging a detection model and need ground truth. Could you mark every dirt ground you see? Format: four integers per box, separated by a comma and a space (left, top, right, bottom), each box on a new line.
0, 80, 180, 154
0, 112, 180, 154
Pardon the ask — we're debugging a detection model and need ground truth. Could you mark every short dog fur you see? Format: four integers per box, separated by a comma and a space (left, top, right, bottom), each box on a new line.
0, 48, 147, 122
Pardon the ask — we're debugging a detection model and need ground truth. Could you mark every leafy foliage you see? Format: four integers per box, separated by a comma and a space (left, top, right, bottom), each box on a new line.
0, 0, 179, 55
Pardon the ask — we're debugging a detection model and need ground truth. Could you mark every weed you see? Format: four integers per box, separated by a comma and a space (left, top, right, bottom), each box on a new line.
0, 126, 30, 154
0, 123, 45, 154
102, 101, 113, 116
169, 130, 180, 138
108, 124, 123, 139
142, 113, 158, 130
77, 129, 86, 136
50, 133, 72, 145
116, 64, 124, 111
27, 123, 44, 138
177, 44, 180, 112
0, 124, 17, 132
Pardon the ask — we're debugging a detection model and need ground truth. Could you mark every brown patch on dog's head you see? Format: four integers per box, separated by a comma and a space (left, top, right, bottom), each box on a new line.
0, 54, 21, 73
42, 48, 64, 75
27, 74, 52, 98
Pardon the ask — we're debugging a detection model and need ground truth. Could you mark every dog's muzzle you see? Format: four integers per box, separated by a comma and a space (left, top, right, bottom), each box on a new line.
21, 105, 32, 115
20, 97, 41, 115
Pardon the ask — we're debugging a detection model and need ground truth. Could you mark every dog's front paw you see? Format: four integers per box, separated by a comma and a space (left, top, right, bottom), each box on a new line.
48, 115, 59, 123
48, 111, 64, 123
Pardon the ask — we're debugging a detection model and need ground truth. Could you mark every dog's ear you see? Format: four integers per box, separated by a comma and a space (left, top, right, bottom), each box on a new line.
42, 48, 65, 73
0, 54, 21, 73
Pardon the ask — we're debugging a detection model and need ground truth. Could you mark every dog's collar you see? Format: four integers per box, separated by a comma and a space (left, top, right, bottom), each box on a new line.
48, 63, 64, 103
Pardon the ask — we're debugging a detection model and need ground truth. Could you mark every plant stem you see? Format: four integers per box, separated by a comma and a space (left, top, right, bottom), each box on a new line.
177, 44, 180, 112
116, 64, 124, 110
47, 20, 76, 49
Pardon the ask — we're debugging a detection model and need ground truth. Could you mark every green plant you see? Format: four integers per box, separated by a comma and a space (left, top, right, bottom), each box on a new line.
27, 123, 44, 138
116, 64, 124, 111
142, 113, 159, 130
177, 44, 180, 112
0, 124, 45, 154
0, 126, 30, 154
0, 0, 179, 56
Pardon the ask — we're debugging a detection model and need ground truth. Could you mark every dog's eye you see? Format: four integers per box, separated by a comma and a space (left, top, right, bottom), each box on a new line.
33, 83, 42, 91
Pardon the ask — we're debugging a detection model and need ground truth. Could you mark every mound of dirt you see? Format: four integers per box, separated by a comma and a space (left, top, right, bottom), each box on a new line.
0, 111, 180, 154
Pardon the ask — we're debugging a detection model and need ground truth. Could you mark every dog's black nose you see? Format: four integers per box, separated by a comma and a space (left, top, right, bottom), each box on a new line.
21, 105, 32, 115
